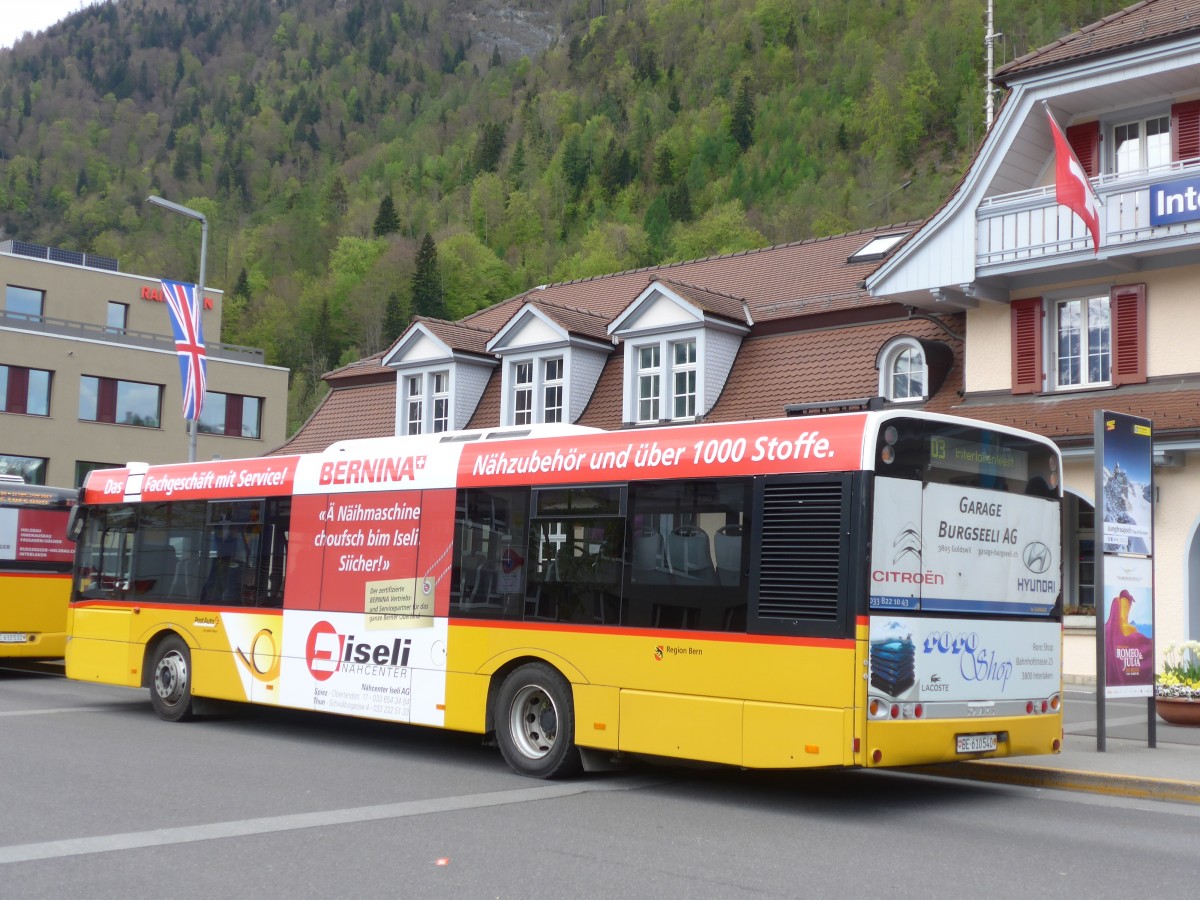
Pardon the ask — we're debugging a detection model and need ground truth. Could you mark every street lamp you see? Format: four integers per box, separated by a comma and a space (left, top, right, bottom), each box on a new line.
146, 194, 208, 463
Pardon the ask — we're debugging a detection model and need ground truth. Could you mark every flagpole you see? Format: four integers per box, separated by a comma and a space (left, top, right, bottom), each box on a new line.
147, 194, 209, 462
192, 218, 207, 463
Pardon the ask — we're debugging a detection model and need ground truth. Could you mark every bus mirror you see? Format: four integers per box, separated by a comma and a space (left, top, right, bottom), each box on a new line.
66, 506, 86, 543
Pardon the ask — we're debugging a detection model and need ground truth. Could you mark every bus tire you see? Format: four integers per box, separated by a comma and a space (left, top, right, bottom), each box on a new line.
495, 663, 582, 779
149, 635, 195, 722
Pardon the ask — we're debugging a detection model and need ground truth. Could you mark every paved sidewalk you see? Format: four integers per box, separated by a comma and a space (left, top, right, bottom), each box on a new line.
915, 686, 1200, 803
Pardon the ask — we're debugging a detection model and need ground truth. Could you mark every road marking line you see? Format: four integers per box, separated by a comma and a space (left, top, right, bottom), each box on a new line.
0, 776, 660, 864
0, 704, 139, 717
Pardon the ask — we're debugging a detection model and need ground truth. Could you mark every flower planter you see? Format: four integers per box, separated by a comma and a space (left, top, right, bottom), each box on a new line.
1155, 696, 1200, 726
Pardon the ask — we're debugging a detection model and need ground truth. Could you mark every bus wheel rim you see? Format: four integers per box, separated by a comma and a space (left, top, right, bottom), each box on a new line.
154, 650, 188, 705
509, 684, 556, 760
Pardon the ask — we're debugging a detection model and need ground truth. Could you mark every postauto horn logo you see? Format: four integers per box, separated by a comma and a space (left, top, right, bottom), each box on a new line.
305, 620, 412, 681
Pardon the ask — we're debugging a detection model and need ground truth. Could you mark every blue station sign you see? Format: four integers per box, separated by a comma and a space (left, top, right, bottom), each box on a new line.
1149, 175, 1200, 226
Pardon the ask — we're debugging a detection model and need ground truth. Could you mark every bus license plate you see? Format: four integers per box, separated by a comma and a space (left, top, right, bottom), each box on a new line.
956, 733, 997, 754
0, 632, 29, 643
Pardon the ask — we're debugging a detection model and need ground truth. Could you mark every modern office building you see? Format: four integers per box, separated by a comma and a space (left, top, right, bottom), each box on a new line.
1, 240, 288, 487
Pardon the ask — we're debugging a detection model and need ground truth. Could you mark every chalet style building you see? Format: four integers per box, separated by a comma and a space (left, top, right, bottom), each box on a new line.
280, 0, 1200, 679
868, 0, 1200, 677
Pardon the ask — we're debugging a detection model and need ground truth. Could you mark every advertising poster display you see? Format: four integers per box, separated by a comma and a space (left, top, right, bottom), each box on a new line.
0, 507, 73, 563
279, 610, 448, 727
1100, 555, 1154, 698
1093, 410, 1156, 730
1099, 414, 1154, 555
868, 616, 1061, 704
869, 479, 1060, 616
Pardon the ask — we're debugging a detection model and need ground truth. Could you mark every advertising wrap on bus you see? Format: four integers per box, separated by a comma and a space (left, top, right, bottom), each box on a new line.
0, 506, 74, 563
867, 616, 1062, 703
869, 478, 1061, 615
278, 611, 448, 726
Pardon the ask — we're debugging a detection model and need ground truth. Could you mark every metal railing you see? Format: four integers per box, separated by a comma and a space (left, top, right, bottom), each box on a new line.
0, 309, 265, 363
976, 159, 1200, 268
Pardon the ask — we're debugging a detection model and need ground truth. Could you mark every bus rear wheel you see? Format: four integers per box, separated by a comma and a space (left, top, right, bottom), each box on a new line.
149, 635, 195, 722
495, 663, 581, 779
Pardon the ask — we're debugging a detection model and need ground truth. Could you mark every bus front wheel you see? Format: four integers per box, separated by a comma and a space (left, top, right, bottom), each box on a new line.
149, 635, 195, 722
495, 663, 581, 779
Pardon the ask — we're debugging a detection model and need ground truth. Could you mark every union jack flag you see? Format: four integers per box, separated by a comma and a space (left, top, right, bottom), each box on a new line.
162, 279, 207, 421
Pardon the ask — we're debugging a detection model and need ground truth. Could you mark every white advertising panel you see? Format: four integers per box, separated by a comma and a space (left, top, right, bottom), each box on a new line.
868, 615, 1061, 703
278, 610, 447, 726
870, 478, 1060, 616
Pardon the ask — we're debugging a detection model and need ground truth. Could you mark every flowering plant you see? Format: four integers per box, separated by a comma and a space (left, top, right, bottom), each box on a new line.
1156, 641, 1200, 699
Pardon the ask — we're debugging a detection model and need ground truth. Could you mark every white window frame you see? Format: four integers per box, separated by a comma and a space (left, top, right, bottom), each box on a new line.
431, 371, 449, 433
402, 369, 452, 435
503, 355, 567, 426
636, 345, 661, 423
878, 337, 927, 403
512, 360, 534, 425
1112, 114, 1171, 174
1052, 295, 1111, 391
543, 357, 563, 424
405, 375, 424, 435
628, 333, 705, 425
671, 339, 697, 420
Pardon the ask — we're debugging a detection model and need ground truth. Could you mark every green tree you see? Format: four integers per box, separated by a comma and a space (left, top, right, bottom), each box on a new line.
730, 76, 756, 151
411, 232, 444, 319
667, 200, 767, 262
384, 290, 407, 346
373, 194, 400, 237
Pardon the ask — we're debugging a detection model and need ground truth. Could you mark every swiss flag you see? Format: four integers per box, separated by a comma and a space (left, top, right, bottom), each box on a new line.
1046, 107, 1101, 254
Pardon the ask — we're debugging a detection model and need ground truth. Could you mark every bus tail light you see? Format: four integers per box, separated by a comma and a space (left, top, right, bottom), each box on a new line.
913, 703, 923, 719
1049, 693, 1061, 711
1026, 701, 1034, 714
1040, 699, 1049, 713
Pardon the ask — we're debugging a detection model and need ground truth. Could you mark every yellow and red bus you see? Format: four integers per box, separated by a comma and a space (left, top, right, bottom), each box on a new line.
1, 480, 77, 659
66, 411, 1063, 777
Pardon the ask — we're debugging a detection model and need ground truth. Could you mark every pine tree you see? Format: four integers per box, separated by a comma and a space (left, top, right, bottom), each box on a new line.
411, 233, 444, 318
373, 194, 400, 236
384, 290, 407, 344
326, 175, 348, 219
730, 77, 756, 152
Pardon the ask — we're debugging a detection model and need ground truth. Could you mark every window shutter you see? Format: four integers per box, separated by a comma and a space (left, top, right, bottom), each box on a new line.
7, 365, 29, 414
1111, 283, 1146, 386
1066, 121, 1100, 178
1011, 298, 1044, 395
1171, 100, 1200, 163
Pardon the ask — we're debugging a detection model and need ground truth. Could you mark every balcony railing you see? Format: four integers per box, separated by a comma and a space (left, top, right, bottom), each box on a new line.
0, 309, 265, 363
976, 160, 1200, 269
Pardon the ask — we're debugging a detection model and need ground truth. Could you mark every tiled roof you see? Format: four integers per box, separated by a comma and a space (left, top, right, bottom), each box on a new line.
526, 301, 612, 343
461, 224, 915, 334
656, 278, 750, 325
951, 382, 1200, 442
995, 0, 1200, 82
325, 352, 389, 384
708, 316, 964, 423
413, 317, 493, 356
269, 382, 396, 455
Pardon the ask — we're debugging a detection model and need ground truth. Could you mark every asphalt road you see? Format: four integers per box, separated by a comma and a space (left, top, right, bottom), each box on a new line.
2, 661, 1196, 899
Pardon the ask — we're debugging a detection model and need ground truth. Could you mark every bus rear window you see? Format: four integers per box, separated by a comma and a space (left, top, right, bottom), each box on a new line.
876, 417, 1059, 498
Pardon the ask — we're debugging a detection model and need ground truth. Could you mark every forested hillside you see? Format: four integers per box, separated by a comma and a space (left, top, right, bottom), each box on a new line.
0, 0, 1116, 431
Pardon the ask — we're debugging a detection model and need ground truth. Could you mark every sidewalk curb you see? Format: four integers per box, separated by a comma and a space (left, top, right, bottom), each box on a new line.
907, 761, 1200, 805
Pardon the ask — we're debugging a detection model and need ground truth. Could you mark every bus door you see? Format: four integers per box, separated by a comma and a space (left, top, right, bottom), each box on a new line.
68, 504, 141, 686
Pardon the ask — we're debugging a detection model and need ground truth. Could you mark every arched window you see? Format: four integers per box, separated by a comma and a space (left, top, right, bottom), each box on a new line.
878, 337, 927, 403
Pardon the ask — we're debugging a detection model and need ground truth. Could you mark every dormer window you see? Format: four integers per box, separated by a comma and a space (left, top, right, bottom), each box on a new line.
403, 370, 450, 435
505, 356, 565, 426
632, 337, 698, 423
878, 337, 927, 403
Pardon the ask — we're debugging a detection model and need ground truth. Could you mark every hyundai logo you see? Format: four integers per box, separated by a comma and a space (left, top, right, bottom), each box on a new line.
1023, 541, 1052, 574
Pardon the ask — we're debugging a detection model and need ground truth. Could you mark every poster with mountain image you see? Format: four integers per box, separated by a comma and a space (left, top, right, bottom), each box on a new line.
1100, 413, 1153, 555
